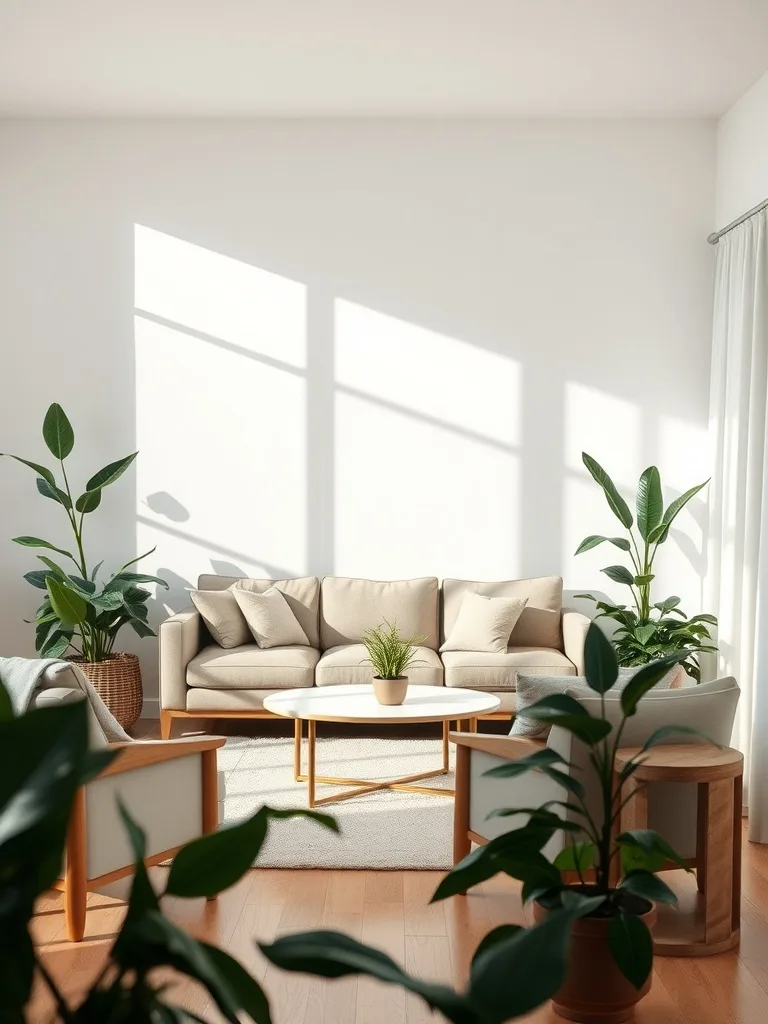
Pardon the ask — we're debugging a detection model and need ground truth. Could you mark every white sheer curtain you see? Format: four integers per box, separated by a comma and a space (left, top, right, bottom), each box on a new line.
707, 207, 768, 841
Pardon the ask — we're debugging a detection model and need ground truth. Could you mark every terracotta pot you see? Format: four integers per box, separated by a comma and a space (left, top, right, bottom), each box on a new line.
534, 897, 657, 1023
373, 676, 408, 706
70, 652, 143, 730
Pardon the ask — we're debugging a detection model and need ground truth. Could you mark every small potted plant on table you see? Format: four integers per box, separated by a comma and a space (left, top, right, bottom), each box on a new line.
361, 620, 425, 706
2, 403, 168, 729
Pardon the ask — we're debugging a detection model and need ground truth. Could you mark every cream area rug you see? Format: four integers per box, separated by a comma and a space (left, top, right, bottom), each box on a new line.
219, 732, 455, 869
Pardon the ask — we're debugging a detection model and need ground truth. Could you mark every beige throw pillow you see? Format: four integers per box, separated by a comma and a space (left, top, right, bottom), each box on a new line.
440, 591, 528, 654
190, 588, 250, 649
233, 586, 310, 649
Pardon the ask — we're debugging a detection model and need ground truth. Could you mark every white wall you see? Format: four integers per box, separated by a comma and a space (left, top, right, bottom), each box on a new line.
0, 120, 715, 708
716, 70, 768, 227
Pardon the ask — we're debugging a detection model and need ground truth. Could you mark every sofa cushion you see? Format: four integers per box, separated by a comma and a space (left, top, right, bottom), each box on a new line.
191, 588, 250, 648
187, 688, 286, 711
316, 644, 443, 687
198, 575, 321, 648
442, 577, 563, 650
187, 644, 319, 689
440, 592, 528, 653
441, 647, 576, 690
233, 586, 310, 648
320, 577, 439, 650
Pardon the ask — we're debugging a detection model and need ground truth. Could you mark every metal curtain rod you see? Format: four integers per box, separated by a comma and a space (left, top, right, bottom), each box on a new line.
708, 195, 768, 245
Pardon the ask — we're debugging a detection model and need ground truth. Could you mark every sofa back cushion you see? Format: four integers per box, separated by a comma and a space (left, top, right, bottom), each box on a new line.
197, 575, 321, 648
320, 577, 439, 650
441, 576, 563, 650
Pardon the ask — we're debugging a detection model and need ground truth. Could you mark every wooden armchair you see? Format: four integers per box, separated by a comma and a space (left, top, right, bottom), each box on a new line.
52, 736, 225, 941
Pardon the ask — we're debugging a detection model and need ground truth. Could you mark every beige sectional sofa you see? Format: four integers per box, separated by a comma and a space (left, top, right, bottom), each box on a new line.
158, 574, 590, 738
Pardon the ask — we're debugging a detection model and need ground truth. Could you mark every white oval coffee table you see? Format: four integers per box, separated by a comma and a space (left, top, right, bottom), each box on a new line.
264, 684, 501, 807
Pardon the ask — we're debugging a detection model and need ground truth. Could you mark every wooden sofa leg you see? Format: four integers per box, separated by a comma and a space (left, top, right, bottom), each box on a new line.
65, 788, 87, 942
453, 744, 472, 864
201, 749, 219, 902
160, 710, 174, 740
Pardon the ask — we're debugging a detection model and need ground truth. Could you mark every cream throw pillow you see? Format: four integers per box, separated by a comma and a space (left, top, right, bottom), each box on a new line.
233, 586, 310, 649
190, 588, 250, 649
440, 591, 528, 654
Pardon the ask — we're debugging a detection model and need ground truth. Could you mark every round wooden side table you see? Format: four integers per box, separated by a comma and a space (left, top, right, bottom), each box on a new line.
614, 743, 743, 957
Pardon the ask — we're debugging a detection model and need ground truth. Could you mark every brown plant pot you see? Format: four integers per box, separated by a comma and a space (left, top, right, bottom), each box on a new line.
373, 676, 408, 706
533, 896, 657, 1023
70, 652, 143, 731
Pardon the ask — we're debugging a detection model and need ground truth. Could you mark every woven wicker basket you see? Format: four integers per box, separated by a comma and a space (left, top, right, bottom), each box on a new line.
73, 652, 143, 731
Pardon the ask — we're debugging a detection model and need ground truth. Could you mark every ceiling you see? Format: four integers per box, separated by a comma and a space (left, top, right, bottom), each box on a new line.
1, 0, 767, 118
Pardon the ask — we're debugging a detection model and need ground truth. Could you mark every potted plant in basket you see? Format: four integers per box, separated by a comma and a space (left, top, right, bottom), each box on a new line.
360, 620, 426, 705
575, 452, 718, 681
2, 403, 167, 729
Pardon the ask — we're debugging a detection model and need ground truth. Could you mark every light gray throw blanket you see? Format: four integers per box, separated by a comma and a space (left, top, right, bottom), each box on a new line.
0, 656, 130, 743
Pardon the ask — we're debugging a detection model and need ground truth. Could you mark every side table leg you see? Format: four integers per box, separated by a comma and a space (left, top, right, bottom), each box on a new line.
703, 778, 734, 945
732, 773, 743, 934
308, 719, 316, 809
442, 720, 450, 771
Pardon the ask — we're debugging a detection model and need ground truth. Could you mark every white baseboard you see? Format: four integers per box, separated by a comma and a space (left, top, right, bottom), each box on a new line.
141, 697, 160, 719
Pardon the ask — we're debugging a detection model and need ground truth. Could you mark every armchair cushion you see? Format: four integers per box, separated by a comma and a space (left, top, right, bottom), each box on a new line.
315, 643, 443, 686
442, 577, 563, 651
442, 646, 576, 690
186, 644, 319, 689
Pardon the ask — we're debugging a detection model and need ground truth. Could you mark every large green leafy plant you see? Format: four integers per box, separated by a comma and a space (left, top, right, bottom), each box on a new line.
3, 670, 634, 1024
574, 453, 717, 680
2, 403, 167, 662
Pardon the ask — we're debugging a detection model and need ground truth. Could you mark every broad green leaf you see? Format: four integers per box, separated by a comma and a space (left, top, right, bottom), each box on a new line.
107, 571, 170, 590
129, 617, 156, 639
616, 829, 689, 872
608, 911, 652, 989
40, 629, 72, 658
584, 620, 619, 694
633, 623, 657, 646
660, 480, 710, 531
619, 869, 678, 906
654, 596, 681, 614
68, 575, 96, 595
634, 574, 655, 586
574, 535, 631, 555
482, 747, 568, 779
86, 452, 138, 492
42, 403, 74, 459
470, 925, 522, 970
89, 589, 126, 611
75, 488, 102, 513
24, 570, 53, 590
469, 897, 605, 1022
46, 577, 87, 627
90, 559, 104, 581
553, 841, 596, 873
0, 679, 13, 722
636, 466, 663, 541
198, 942, 272, 1024
0, 454, 56, 487
620, 652, 688, 716
12, 536, 72, 558
582, 453, 633, 528
260, 931, 472, 1024
601, 564, 635, 586
36, 476, 72, 508
166, 806, 338, 898
36, 554, 68, 579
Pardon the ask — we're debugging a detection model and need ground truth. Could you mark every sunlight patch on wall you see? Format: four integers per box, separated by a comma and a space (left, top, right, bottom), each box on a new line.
135, 230, 307, 597
335, 300, 521, 446
134, 225, 306, 368
334, 301, 520, 578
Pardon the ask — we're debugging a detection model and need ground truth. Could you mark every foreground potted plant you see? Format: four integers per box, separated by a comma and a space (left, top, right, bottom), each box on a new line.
360, 619, 426, 705
423, 623, 703, 1022
575, 452, 717, 681
2, 403, 167, 728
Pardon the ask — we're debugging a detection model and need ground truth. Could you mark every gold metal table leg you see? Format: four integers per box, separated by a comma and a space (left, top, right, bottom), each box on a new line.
293, 718, 302, 781
307, 719, 316, 808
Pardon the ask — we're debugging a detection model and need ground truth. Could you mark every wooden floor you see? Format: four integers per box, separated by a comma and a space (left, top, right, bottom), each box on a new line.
25, 821, 768, 1023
